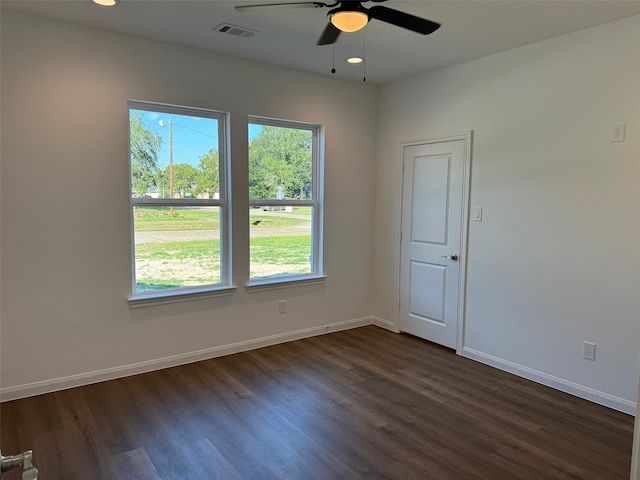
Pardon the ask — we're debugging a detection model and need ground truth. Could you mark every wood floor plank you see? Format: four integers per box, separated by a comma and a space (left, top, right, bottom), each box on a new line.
213, 353, 392, 478
0, 326, 633, 479
109, 447, 163, 480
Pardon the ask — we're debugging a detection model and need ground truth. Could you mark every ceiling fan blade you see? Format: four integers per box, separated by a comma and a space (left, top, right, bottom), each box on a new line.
368, 5, 440, 35
235, 2, 328, 12
317, 22, 341, 45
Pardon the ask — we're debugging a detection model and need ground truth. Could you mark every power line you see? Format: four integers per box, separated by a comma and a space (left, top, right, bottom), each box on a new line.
172, 122, 217, 139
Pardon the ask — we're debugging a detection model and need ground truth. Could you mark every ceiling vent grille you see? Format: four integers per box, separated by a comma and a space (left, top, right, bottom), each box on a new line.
214, 23, 258, 38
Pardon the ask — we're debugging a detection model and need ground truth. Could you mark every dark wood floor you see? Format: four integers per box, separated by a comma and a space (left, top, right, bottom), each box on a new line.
0, 326, 634, 479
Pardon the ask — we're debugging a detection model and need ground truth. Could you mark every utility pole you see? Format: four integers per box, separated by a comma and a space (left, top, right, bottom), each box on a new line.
169, 117, 173, 215
159, 118, 174, 214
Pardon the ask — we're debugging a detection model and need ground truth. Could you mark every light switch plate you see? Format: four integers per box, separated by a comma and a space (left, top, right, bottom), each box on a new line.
473, 207, 483, 222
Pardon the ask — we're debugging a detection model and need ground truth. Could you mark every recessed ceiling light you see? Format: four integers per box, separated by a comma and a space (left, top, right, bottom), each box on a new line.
346, 57, 364, 64
92, 0, 118, 6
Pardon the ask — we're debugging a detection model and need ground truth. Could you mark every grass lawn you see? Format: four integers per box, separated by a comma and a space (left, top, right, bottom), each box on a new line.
249, 235, 312, 278
135, 235, 312, 291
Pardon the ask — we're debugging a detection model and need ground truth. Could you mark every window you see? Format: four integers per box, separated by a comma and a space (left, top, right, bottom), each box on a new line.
128, 101, 231, 303
248, 117, 324, 285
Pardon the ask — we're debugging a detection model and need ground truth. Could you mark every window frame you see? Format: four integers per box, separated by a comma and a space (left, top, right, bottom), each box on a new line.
247, 116, 325, 289
127, 100, 234, 307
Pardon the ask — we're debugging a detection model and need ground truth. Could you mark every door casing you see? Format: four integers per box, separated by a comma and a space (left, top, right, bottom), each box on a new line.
394, 131, 472, 355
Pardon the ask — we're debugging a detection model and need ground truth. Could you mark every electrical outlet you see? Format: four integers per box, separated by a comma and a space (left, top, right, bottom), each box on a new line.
612, 123, 626, 143
278, 300, 287, 314
583, 341, 596, 361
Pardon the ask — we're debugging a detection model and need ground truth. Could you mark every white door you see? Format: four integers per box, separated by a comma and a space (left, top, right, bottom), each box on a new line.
399, 139, 468, 350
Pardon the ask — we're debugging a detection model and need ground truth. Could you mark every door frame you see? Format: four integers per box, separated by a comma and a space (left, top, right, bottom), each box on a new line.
394, 131, 473, 355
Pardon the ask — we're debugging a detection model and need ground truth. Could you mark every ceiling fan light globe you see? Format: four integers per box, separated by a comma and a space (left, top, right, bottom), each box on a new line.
330, 10, 369, 33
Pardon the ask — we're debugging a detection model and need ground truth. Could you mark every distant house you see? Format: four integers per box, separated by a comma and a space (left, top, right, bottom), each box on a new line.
197, 191, 219, 200
146, 185, 160, 199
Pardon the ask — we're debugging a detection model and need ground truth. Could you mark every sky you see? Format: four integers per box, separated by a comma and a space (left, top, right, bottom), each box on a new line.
133, 109, 263, 168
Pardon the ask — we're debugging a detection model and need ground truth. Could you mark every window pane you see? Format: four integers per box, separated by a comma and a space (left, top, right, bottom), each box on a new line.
249, 206, 313, 279
130, 110, 220, 200
248, 124, 313, 201
133, 206, 221, 292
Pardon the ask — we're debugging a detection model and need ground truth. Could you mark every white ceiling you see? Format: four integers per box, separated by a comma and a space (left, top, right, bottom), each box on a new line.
3, 0, 640, 85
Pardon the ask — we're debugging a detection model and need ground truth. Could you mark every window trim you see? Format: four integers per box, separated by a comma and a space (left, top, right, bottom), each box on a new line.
127, 100, 232, 305
246, 275, 327, 293
128, 285, 238, 308
247, 116, 324, 286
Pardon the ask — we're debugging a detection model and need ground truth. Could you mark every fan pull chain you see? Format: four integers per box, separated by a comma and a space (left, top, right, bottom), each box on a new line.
331, 43, 336, 74
362, 30, 366, 83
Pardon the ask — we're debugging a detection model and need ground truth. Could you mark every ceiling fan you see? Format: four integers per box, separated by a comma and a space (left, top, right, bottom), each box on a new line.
235, 0, 441, 45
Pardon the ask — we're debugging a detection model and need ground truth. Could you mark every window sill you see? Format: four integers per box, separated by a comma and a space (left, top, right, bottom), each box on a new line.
246, 275, 327, 293
128, 286, 237, 308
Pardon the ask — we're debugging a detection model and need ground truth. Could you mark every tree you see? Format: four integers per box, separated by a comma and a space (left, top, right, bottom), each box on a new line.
196, 148, 219, 198
249, 126, 312, 200
172, 164, 199, 197
130, 112, 162, 196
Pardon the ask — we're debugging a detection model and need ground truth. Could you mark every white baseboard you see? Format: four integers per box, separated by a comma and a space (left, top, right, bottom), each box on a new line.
462, 346, 636, 415
371, 316, 399, 332
5, 319, 634, 417
0, 316, 373, 402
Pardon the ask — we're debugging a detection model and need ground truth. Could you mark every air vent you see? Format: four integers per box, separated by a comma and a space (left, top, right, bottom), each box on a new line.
214, 23, 258, 38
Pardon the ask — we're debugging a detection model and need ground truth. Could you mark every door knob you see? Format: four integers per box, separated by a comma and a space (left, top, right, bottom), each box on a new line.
1, 450, 38, 479
441, 254, 458, 261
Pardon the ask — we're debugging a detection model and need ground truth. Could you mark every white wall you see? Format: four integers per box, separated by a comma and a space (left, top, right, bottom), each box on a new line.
374, 15, 640, 412
0, 11, 378, 398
